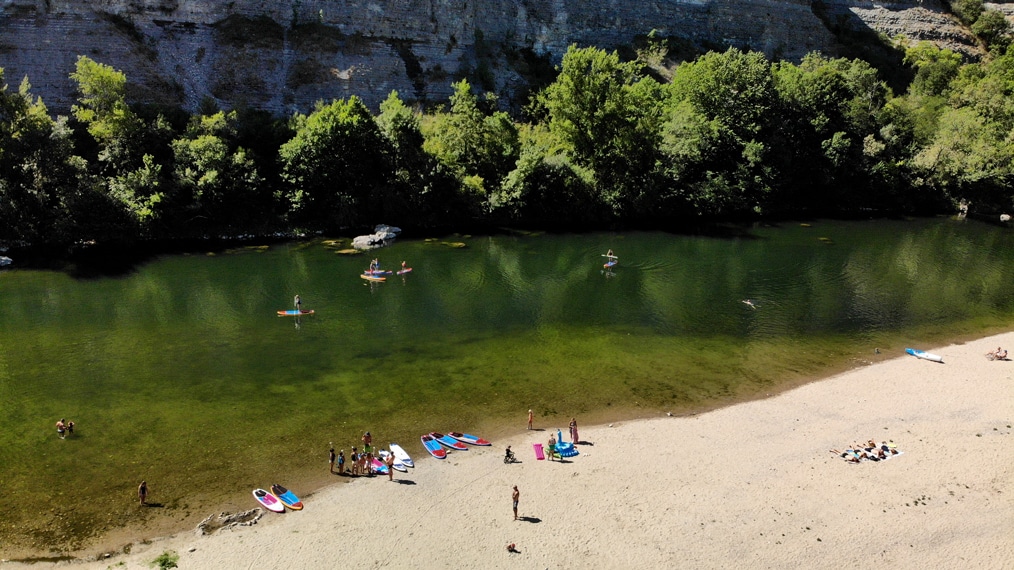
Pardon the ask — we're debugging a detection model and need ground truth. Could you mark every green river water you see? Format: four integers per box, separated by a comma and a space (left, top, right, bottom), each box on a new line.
1, 217, 1013, 557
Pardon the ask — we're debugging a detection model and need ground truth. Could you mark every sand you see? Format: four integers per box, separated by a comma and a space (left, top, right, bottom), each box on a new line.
4, 334, 1012, 569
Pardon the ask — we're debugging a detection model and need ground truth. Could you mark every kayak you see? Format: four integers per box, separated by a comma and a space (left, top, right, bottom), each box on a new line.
389, 443, 414, 467
361, 274, 386, 282
430, 432, 468, 451
906, 348, 943, 363
277, 310, 314, 316
270, 484, 303, 510
253, 488, 285, 513
447, 431, 491, 446
420, 434, 447, 459
378, 449, 408, 472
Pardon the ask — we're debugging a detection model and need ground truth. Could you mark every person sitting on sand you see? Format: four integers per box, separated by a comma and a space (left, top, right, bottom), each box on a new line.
829, 449, 861, 463
997, 348, 1008, 360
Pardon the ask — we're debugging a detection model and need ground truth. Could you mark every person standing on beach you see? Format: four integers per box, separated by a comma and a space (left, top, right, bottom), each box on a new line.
569, 417, 579, 444
56, 419, 66, 439
138, 481, 148, 506
329, 446, 336, 474
362, 431, 372, 453
337, 450, 346, 474
527, 409, 533, 430
512, 485, 520, 520
385, 451, 395, 481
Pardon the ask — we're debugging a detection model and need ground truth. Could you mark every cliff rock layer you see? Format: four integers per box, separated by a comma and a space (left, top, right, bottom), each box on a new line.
0, 0, 984, 114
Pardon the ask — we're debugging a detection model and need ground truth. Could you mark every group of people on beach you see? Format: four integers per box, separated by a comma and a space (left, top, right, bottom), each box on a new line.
55, 418, 75, 439
830, 439, 900, 463
329, 431, 395, 480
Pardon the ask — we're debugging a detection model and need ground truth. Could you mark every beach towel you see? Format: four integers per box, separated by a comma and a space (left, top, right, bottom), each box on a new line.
533, 442, 545, 460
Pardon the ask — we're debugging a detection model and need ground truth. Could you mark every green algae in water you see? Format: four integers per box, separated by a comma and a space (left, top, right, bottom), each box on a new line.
3, 219, 1014, 555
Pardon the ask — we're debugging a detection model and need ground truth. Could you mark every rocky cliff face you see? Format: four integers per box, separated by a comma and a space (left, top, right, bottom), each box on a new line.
0, 0, 988, 115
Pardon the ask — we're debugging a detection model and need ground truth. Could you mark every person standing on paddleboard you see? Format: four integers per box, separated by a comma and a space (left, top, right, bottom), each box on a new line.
294, 295, 301, 312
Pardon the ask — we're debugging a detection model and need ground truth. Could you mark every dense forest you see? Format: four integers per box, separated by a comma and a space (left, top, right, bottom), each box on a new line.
3, 25, 1014, 250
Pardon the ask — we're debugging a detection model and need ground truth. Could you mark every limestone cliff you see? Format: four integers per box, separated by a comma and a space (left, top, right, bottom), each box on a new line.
0, 0, 989, 115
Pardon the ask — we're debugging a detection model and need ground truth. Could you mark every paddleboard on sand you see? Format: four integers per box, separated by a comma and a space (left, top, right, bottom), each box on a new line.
378, 449, 408, 472
430, 432, 468, 451
270, 484, 303, 510
370, 456, 390, 475
421, 435, 447, 459
253, 488, 285, 513
389, 443, 414, 467
277, 310, 315, 316
447, 431, 491, 446
906, 348, 943, 363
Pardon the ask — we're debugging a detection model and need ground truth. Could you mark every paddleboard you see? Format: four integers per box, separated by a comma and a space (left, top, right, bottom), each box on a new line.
361, 274, 386, 282
277, 309, 315, 316
270, 484, 303, 510
364, 269, 393, 275
421, 435, 447, 459
603, 261, 617, 268
430, 432, 468, 451
533, 442, 545, 460
370, 456, 390, 475
389, 443, 414, 467
253, 488, 285, 513
906, 348, 943, 363
447, 431, 491, 446
378, 449, 408, 472
397, 267, 413, 275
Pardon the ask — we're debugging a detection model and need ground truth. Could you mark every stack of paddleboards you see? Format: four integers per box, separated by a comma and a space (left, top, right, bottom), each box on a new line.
253, 484, 303, 512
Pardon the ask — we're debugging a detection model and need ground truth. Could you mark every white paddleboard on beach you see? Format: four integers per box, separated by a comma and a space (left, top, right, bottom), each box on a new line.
389, 443, 414, 467
378, 449, 408, 472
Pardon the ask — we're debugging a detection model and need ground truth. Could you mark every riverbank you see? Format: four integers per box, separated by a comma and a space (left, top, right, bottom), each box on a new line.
5, 332, 1011, 569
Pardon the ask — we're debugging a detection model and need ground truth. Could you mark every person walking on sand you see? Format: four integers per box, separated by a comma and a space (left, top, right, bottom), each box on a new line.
569, 417, 579, 444
56, 419, 66, 439
138, 481, 148, 506
527, 409, 533, 430
512, 485, 520, 520
385, 451, 395, 481
329, 446, 336, 474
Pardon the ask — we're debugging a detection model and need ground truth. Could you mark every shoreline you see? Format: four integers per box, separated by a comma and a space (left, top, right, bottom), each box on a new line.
5, 332, 1013, 568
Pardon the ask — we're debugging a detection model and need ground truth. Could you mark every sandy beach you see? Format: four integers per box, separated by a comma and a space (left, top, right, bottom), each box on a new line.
5, 333, 1012, 569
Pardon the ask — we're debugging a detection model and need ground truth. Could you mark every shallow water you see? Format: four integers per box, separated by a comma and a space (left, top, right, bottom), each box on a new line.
2, 217, 1013, 554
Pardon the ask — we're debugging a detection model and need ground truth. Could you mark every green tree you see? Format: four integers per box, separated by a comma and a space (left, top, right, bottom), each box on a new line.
0, 71, 95, 245
664, 48, 778, 214
422, 79, 520, 196
538, 45, 663, 216
279, 96, 393, 230
904, 42, 962, 97
171, 111, 269, 234
972, 10, 1011, 53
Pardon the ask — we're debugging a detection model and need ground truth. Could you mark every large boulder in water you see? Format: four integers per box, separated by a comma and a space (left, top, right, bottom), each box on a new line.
352, 225, 402, 250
